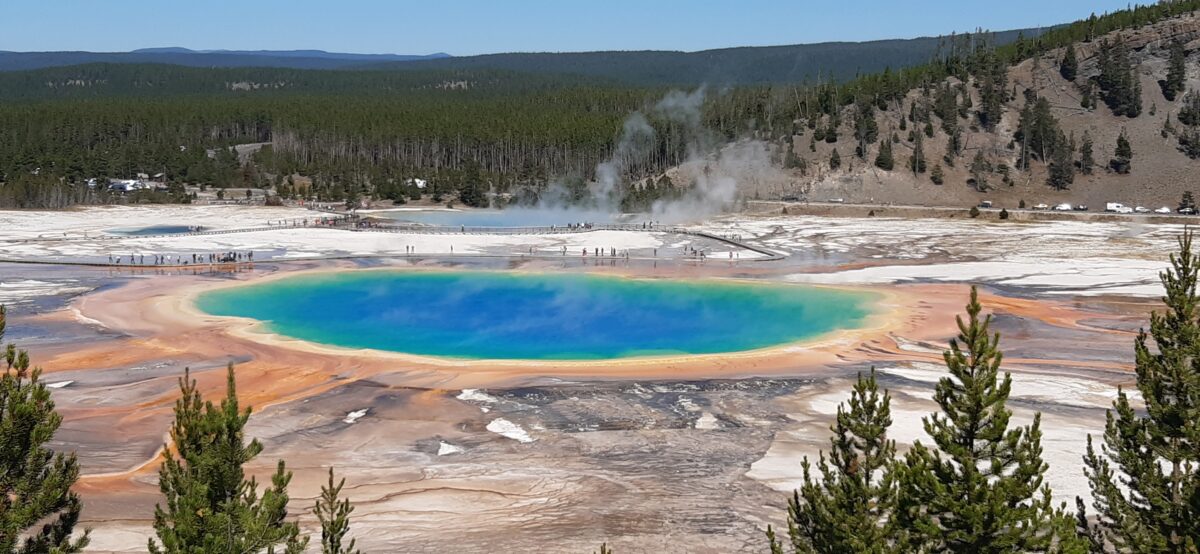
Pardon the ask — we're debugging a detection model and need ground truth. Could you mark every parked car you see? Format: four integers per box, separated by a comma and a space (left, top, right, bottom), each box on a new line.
978, 200, 993, 208
1032, 203, 1050, 210
1134, 206, 1151, 213
828, 198, 845, 203
1074, 205, 1089, 211
1106, 202, 1133, 214
1156, 206, 1172, 214
1180, 207, 1197, 215
1053, 203, 1073, 211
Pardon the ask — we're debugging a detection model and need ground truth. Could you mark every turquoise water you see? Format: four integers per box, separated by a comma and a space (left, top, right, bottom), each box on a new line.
195, 271, 876, 360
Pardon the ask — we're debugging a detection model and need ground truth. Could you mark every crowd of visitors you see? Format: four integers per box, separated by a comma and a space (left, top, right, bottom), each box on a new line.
105, 251, 256, 266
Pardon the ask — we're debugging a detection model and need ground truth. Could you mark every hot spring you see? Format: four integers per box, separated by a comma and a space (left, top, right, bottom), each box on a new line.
108, 225, 203, 236
195, 271, 877, 360
374, 207, 625, 228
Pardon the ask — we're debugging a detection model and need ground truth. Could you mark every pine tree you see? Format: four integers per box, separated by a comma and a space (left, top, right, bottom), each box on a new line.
314, 468, 361, 554
1180, 129, 1200, 159
947, 126, 963, 159
767, 527, 784, 554
978, 52, 1009, 131
783, 140, 800, 170
829, 149, 841, 170
825, 116, 840, 144
149, 364, 307, 554
1097, 38, 1143, 117
930, 163, 944, 185
934, 83, 960, 134
958, 83, 972, 120
854, 100, 879, 159
1163, 39, 1187, 102
1082, 82, 1096, 110
970, 150, 991, 192
1048, 131, 1075, 190
1131, 73, 1144, 118
1016, 96, 1064, 168
771, 369, 903, 554
909, 134, 927, 174
1060, 41, 1080, 80
899, 288, 1085, 553
1080, 232, 1200, 552
1180, 90, 1200, 127
0, 306, 89, 553
874, 139, 895, 170
1111, 130, 1133, 174
1060, 42, 1079, 81
1079, 132, 1095, 175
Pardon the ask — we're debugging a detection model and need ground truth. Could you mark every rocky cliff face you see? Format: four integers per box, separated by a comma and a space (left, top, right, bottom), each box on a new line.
1075, 13, 1200, 62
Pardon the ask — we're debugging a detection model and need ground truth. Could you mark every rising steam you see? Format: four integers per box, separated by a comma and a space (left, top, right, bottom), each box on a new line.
529, 86, 783, 223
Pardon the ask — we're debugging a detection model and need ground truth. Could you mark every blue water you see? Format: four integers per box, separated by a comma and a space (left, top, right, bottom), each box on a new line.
377, 208, 620, 228
109, 225, 201, 236
195, 271, 876, 360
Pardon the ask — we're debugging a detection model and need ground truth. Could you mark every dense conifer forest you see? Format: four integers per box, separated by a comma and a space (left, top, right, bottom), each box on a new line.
0, 0, 1197, 209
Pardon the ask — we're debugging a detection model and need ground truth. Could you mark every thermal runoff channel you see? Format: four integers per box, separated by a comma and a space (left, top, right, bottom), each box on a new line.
195, 271, 877, 360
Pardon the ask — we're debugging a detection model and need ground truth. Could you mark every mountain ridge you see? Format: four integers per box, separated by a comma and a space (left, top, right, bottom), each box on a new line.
130, 47, 452, 61
0, 27, 1049, 85
0, 49, 449, 72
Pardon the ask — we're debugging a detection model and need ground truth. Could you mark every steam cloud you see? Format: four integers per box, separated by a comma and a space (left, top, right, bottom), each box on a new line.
531, 86, 784, 223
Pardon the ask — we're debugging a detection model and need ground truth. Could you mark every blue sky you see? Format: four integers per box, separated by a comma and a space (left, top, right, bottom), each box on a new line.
5, 0, 1133, 55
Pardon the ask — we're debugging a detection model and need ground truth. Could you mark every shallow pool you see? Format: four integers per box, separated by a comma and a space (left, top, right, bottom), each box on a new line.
196, 271, 877, 360
108, 225, 202, 236
375, 208, 623, 228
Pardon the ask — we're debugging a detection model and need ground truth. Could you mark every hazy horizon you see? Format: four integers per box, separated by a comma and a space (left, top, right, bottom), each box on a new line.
4, 0, 1130, 56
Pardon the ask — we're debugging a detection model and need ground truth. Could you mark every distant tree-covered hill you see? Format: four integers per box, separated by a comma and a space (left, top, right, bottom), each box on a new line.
131, 47, 452, 62
0, 49, 449, 72
0, 63, 619, 100
0, 27, 1047, 86
365, 28, 1047, 86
